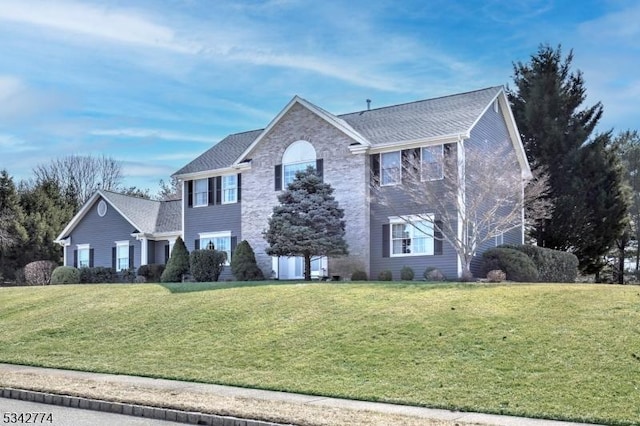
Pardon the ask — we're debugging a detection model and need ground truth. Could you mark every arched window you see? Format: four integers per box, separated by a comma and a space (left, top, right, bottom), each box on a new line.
281, 140, 316, 187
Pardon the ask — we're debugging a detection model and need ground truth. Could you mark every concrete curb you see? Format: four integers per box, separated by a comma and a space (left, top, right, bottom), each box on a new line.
0, 387, 290, 426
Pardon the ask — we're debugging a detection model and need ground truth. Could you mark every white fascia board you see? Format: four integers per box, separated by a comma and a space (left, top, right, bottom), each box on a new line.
172, 163, 251, 181
368, 134, 468, 154
232, 96, 371, 165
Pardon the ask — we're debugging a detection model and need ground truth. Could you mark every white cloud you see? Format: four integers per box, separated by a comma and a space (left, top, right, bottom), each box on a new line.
91, 128, 219, 144
0, 75, 68, 122
0, 133, 36, 152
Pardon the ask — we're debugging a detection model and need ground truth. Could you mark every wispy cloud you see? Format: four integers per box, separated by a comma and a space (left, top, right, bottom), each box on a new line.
0, 75, 67, 122
0, 133, 37, 152
91, 128, 220, 144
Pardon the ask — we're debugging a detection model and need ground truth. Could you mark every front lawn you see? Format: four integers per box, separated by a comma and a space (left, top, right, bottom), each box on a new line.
0, 282, 638, 425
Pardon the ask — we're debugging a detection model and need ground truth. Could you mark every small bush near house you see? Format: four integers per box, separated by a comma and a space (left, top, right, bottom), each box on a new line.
137, 264, 165, 283
231, 240, 265, 281
400, 266, 415, 281
378, 270, 393, 281
79, 267, 116, 284
24, 260, 58, 285
135, 275, 146, 283
120, 268, 136, 283
482, 248, 539, 282
50, 266, 80, 285
501, 244, 578, 283
190, 249, 226, 282
161, 237, 190, 283
486, 269, 506, 283
424, 267, 446, 282
351, 270, 368, 281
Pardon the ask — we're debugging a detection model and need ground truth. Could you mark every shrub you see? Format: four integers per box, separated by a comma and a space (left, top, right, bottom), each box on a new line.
424, 267, 446, 282
161, 237, 190, 283
135, 275, 146, 283
120, 268, 136, 283
501, 244, 578, 283
50, 266, 80, 284
378, 270, 393, 281
230, 240, 265, 281
482, 248, 539, 282
351, 270, 368, 281
137, 264, 165, 283
486, 269, 506, 283
24, 260, 58, 285
79, 267, 116, 283
400, 266, 415, 281
190, 249, 226, 282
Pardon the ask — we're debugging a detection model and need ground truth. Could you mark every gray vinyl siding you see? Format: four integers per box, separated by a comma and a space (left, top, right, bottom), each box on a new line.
64, 196, 141, 270
147, 240, 156, 264
466, 100, 524, 277
183, 180, 242, 281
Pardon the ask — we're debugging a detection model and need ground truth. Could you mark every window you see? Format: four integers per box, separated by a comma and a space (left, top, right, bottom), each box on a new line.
281, 140, 316, 188
222, 175, 237, 204
495, 232, 504, 247
194, 178, 208, 207
381, 151, 401, 185
200, 232, 231, 264
116, 241, 129, 271
77, 244, 90, 268
421, 146, 444, 181
390, 215, 434, 256
97, 200, 107, 217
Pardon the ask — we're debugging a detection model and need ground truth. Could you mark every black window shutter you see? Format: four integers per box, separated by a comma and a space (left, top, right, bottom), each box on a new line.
316, 159, 324, 181
208, 178, 215, 205
112, 247, 116, 270
187, 181, 193, 207
434, 220, 443, 255
73, 250, 78, 268
237, 174, 241, 201
216, 176, 222, 204
195, 239, 200, 250
129, 245, 135, 269
371, 154, 380, 186
382, 224, 390, 258
89, 249, 95, 268
164, 244, 170, 263
275, 164, 282, 191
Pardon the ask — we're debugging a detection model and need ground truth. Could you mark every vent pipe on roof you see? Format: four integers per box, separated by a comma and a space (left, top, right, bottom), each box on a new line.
366, 99, 371, 110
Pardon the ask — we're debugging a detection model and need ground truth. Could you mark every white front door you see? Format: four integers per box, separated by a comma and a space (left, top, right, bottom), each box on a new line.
273, 256, 327, 279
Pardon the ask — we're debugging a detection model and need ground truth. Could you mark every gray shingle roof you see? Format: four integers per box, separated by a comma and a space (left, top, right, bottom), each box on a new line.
101, 191, 181, 235
173, 86, 502, 175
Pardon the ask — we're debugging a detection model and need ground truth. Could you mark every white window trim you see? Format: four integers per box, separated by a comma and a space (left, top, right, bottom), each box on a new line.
198, 231, 232, 265
221, 174, 237, 205
389, 214, 435, 257
421, 145, 444, 182
282, 140, 316, 188
193, 178, 208, 207
495, 232, 504, 247
380, 151, 402, 186
76, 244, 90, 268
115, 240, 130, 272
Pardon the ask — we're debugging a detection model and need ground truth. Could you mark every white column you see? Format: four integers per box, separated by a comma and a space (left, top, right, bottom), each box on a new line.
140, 237, 148, 266
168, 237, 177, 255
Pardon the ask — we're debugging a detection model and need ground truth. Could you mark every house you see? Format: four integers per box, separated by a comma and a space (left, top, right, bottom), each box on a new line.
56, 86, 530, 280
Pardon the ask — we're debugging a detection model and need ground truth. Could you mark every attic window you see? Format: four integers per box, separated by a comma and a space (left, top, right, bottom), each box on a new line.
97, 200, 107, 217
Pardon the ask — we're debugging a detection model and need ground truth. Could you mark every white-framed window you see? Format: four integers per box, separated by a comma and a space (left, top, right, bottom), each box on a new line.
390, 215, 434, 256
77, 244, 90, 268
282, 140, 316, 188
495, 232, 504, 247
199, 231, 231, 264
222, 174, 237, 204
381, 151, 401, 185
421, 145, 444, 181
194, 178, 208, 207
115, 241, 130, 271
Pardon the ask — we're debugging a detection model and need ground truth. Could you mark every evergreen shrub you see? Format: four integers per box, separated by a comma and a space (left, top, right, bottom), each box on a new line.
137, 264, 165, 282
424, 267, 446, 281
501, 244, 578, 283
482, 248, 539, 282
161, 237, 189, 283
50, 266, 80, 284
79, 267, 116, 283
190, 249, 226, 282
378, 270, 393, 281
230, 240, 265, 281
351, 270, 368, 281
400, 266, 415, 280
24, 260, 58, 285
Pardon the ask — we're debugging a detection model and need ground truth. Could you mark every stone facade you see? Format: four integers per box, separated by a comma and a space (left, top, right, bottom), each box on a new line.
241, 102, 370, 277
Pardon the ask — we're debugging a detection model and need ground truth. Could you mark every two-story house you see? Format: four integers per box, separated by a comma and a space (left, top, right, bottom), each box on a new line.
56, 86, 530, 280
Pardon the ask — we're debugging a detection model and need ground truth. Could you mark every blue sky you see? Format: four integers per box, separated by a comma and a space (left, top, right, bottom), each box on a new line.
1, 0, 638, 192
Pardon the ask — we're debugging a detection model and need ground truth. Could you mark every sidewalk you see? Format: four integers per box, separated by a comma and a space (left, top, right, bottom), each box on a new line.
0, 363, 599, 426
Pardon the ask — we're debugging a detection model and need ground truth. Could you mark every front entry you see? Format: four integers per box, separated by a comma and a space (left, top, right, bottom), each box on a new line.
272, 256, 328, 279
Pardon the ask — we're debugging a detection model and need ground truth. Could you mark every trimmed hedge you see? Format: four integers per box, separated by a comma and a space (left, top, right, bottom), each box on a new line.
400, 266, 415, 281
501, 244, 578, 283
137, 264, 165, 283
79, 267, 116, 283
50, 266, 80, 284
351, 270, 368, 281
482, 248, 539, 282
190, 249, 226, 282
378, 270, 393, 281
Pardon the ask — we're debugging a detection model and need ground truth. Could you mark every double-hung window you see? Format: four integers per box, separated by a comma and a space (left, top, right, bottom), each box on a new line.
77, 244, 90, 268
115, 241, 129, 271
283, 161, 315, 187
222, 175, 237, 204
194, 178, 208, 207
390, 215, 434, 256
381, 151, 401, 185
421, 145, 444, 181
199, 231, 231, 264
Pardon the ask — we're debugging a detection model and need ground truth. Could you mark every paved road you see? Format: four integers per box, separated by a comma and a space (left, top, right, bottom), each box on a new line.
0, 398, 183, 426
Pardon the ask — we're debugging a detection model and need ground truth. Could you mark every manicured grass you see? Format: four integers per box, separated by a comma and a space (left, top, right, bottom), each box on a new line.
0, 282, 639, 425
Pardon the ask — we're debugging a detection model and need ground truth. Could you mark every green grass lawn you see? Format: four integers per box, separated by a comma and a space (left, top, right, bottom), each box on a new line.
1, 282, 639, 425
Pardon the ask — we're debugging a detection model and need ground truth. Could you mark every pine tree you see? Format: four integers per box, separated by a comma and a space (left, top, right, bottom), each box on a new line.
231, 240, 265, 281
264, 167, 348, 281
161, 236, 190, 282
509, 44, 628, 276
0, 170, 28, 280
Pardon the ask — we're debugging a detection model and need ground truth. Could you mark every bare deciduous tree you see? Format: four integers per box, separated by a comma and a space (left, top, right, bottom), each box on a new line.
371, 143, 550, 279
33, 154, 122, 207
157, 176, 182, 201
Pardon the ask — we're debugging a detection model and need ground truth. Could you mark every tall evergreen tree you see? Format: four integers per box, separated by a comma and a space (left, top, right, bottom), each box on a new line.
509, 44, 628, 277
614, 130, 640, 272
264, 167, 348, 281
0, 170, 28, 280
